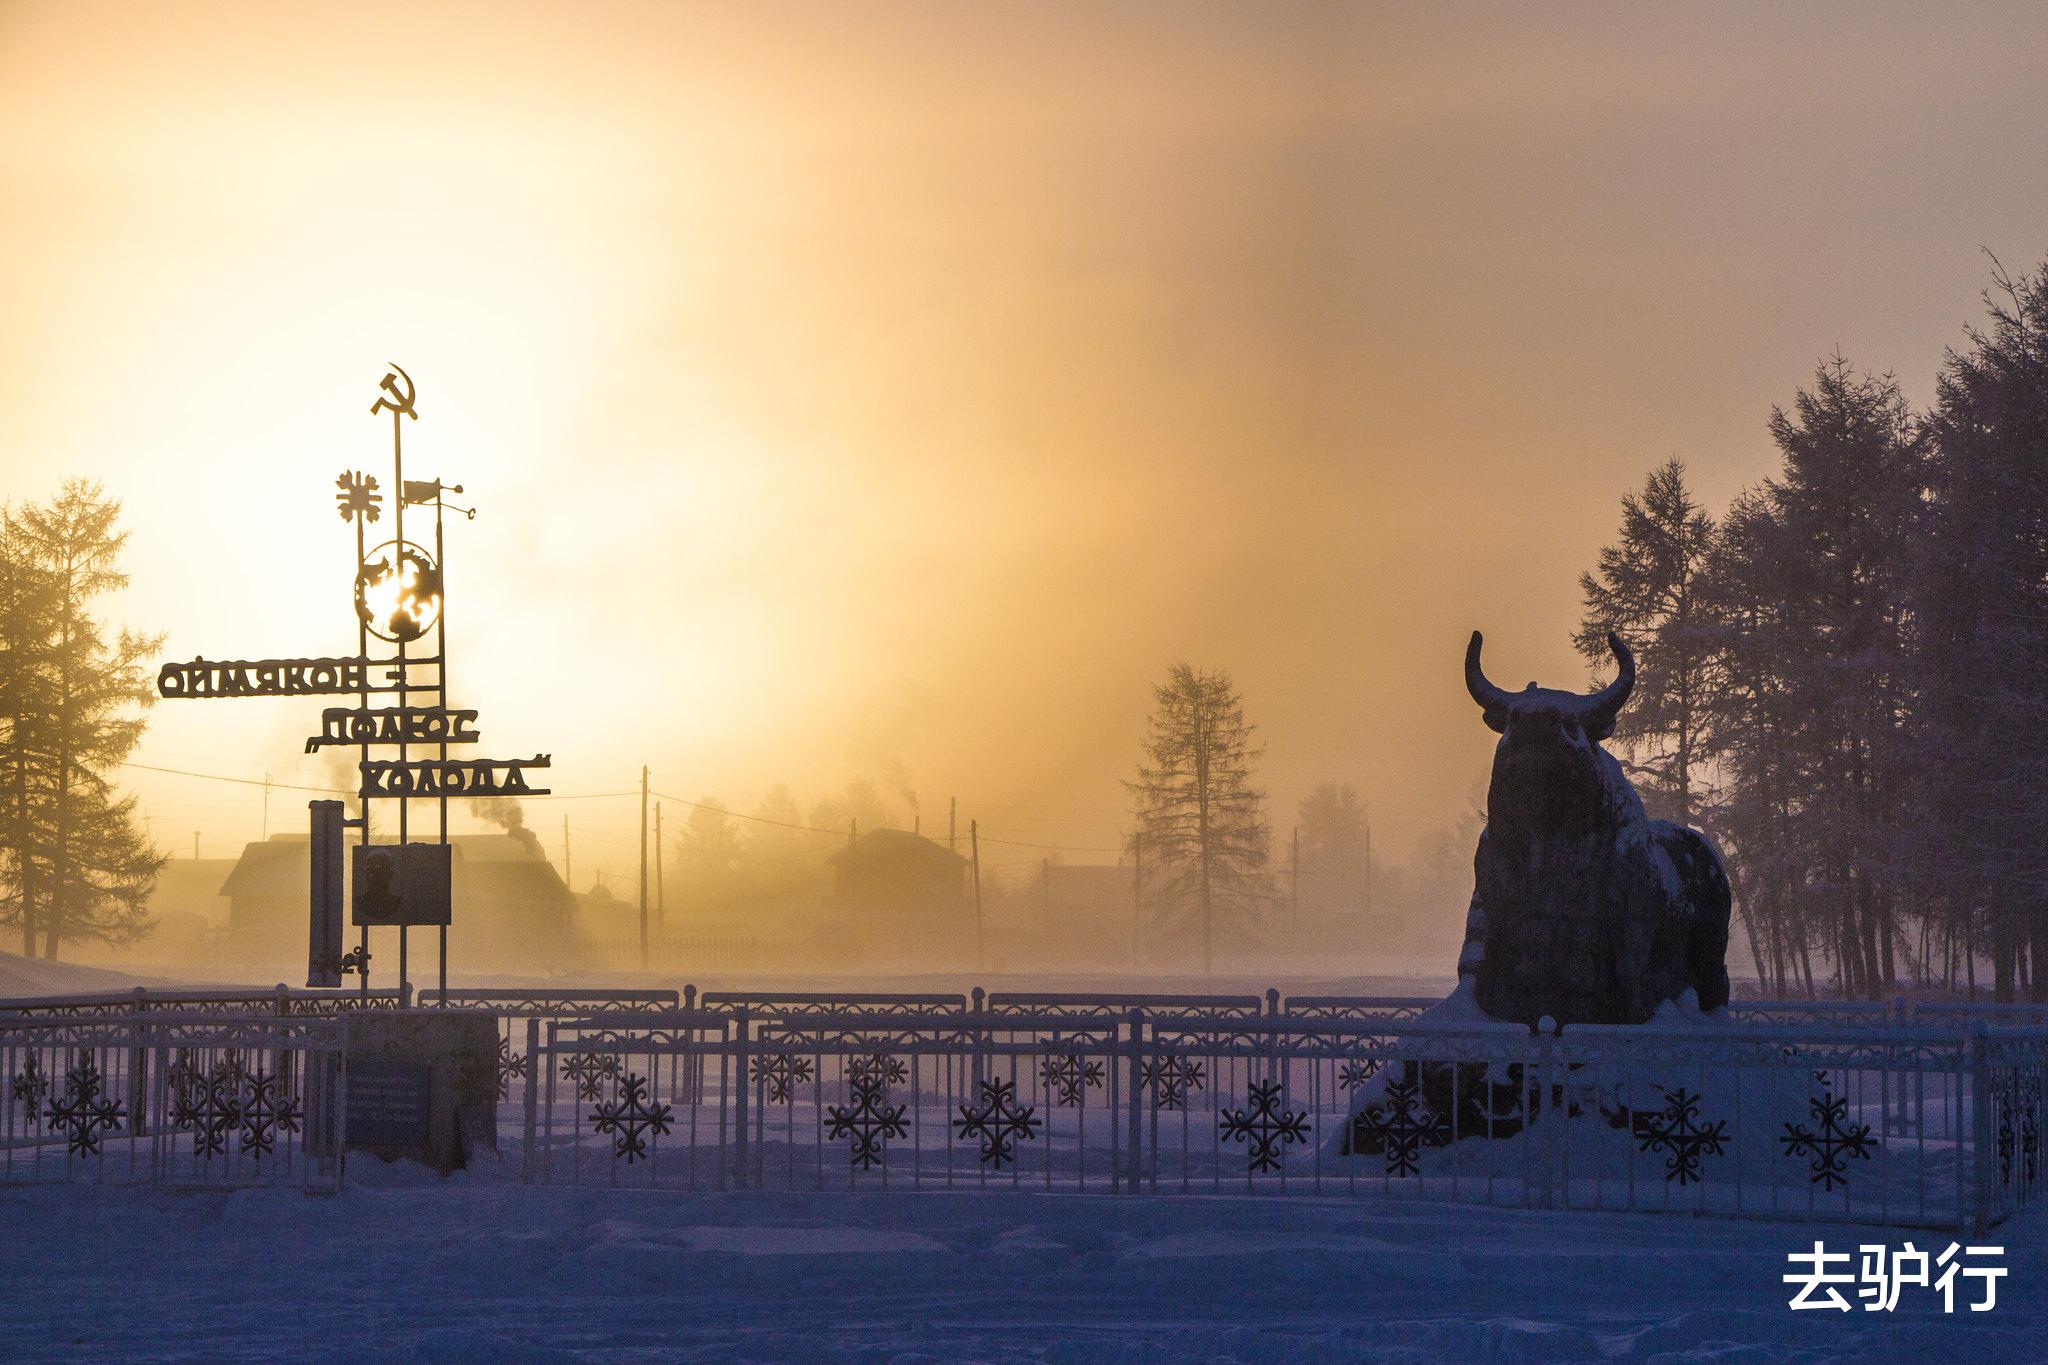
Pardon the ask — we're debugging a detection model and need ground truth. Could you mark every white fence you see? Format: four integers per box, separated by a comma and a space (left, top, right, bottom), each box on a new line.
2, 985, 2043, 1231
515, 999, 2048, 1232
0, 1011, 344, 1191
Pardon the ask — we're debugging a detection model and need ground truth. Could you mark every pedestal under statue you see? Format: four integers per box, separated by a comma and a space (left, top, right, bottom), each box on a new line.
1344, 629, 1733, 1160
1457, 629, 1730, 1026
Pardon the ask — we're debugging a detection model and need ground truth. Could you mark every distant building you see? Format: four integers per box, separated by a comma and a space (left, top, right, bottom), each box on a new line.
826, 828, 973, 965
215, 833, 588, 974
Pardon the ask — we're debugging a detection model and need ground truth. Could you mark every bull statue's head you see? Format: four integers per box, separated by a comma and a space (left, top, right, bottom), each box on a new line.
1465, 630, 1636, 840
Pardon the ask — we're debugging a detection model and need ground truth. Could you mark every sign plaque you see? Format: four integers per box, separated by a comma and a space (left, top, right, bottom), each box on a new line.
345, 1058, 434, 1151
351, 843, 454, 927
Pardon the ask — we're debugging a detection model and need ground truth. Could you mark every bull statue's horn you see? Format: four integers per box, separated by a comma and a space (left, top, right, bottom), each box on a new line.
1464, 631, 1513, 734
1579, 631, 1635, 739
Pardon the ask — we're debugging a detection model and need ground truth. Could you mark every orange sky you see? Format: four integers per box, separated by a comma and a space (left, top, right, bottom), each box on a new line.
3, 2, 2046, 890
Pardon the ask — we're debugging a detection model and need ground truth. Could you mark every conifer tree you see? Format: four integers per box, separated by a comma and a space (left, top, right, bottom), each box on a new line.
0, 481, 165, 959
1127, 663, 1269, 972
1576, 459, 1720, 825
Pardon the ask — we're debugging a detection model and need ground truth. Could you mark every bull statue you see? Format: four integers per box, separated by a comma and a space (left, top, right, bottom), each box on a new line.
1457, 629, 1730, 1027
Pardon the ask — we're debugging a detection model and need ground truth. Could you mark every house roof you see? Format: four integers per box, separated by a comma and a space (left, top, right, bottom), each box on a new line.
148, 859, 241, 913
826, 827, 969, 869
217, 833, 573, 904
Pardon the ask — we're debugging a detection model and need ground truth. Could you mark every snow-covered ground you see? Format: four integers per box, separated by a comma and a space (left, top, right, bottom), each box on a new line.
4, 1161, 2041, 1362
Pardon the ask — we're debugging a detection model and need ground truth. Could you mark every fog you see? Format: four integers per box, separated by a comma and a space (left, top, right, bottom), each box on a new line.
4, 2, 2046, 980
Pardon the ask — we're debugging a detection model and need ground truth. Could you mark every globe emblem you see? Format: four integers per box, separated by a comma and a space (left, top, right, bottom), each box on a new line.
354, 540, 442, 643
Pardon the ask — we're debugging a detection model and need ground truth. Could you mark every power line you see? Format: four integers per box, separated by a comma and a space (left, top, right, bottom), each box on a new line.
123, 760, 635, 803
122, 762, 1128, 856
123, 762, 347, 794
651, 788, 1125, 855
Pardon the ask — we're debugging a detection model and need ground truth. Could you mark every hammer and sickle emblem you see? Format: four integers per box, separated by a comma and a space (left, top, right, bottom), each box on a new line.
369, 362, 417, 421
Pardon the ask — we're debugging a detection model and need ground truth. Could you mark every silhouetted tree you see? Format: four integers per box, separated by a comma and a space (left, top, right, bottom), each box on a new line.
0, 482, 165, 959
1696, 361, 1924, 999
678, 797, 744, 883
1296, 782, 1370, 915
1576, 459, 1719, 825
1127, 663, 1269, 972
1915, 254, 2048, 1000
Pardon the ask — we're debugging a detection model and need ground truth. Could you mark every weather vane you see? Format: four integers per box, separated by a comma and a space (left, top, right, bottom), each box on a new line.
156, 365, 552, 1002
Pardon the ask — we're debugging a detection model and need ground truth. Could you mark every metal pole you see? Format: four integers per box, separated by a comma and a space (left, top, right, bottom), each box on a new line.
1131, 832, 1143, 969
638, 765, 649, 972
392, 393, 407, 1005
654, 800, 664, 940
970, 819, 984, 974
354, 495, 370, 1000
435, 486, 448, 1000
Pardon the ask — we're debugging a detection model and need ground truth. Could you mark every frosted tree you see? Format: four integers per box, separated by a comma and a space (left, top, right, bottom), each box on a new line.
0, 482, 166, 959
1127, 663, 1269, 972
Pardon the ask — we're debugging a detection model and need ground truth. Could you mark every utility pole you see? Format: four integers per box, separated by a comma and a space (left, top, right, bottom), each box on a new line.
1130, 831, 1143, 968
1290, 826, 1300, 916
970, 819, 984, 973
1042, 856, 1052, 942
1363, 822, 1372, 917
563, 815, 572, 892
192, 831, 199, 861
654, 800, 664, 939
261, 774, 271, 840
948, 796, 957, 853
638, 765, 649, 971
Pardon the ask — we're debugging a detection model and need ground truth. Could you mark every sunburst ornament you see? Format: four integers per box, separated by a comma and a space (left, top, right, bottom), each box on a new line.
354, 539, 443, 643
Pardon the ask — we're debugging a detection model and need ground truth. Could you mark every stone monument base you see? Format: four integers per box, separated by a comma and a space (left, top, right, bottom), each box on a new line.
321, 1009, 499, 1174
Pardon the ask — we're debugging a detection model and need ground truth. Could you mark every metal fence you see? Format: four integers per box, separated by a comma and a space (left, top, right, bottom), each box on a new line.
3, 983, 2043, 1228
0, 1011, 344, 1191
514, 1003, 2048, 1232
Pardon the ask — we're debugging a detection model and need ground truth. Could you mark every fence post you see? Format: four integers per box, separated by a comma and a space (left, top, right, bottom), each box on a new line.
1534, 1016, 1557, 1210
127, 987, 150, 1138
731, 1005, 751, 1190
522, 1016, 541, 1184
1126, 1008, 1146, 1195
681, 985, 700, 1104
1968, 1020, 1994, 1235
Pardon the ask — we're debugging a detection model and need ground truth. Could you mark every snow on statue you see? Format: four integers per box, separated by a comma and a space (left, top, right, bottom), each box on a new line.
1458, 628, 1730, 1027
1344, 629, 1736, 1161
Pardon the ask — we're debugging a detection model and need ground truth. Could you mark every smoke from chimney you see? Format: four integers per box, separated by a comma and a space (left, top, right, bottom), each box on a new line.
470, 795, 543, 859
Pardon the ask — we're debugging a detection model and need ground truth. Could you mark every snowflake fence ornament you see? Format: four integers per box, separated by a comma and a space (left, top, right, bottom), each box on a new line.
168, 1058, 246, 1158
1350, 1073, 1450, 1178
590, 1073, 674, 1164
10, 1054, 50, 1126
562, 1051, 621, 1102
1335, 1057, 1381, 1092
824, 1065, 909, 1171
752, 1050, 815, 1104
1038, 1054, 1104, 1108
45, 1054, 127, 1158
1781, 1081, 1878, 1192
1140, 1055, 1206, 1110
847, 1052, 907, 1090
954, 1077, 1042, 1170
1631, 1086, 1730, 1186
495, 1036, 529, 1102
1217, 1079, 1311, 1174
